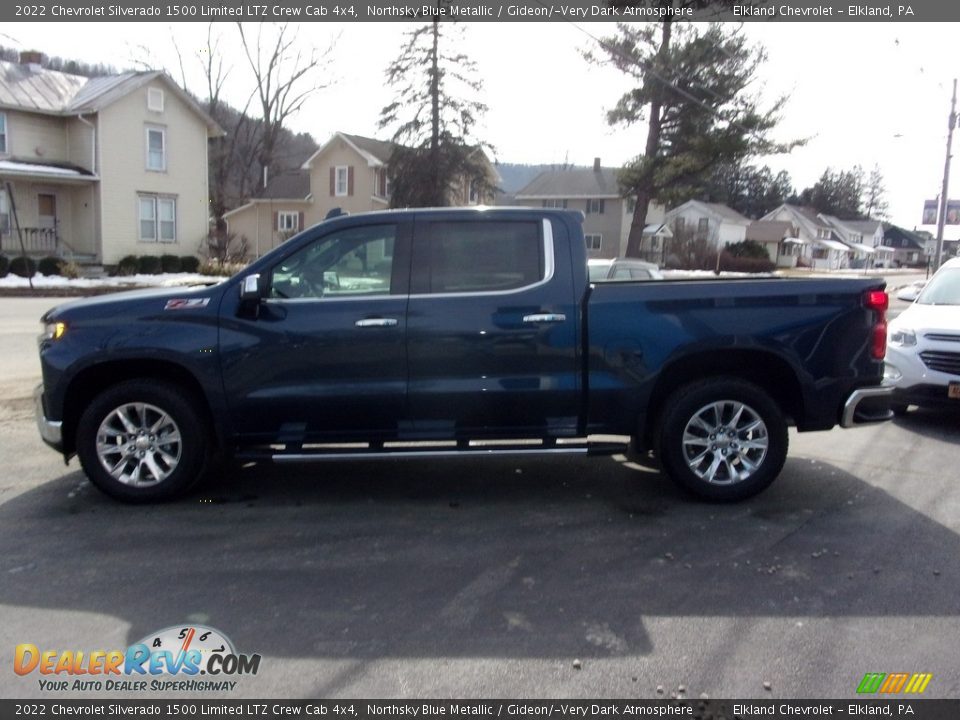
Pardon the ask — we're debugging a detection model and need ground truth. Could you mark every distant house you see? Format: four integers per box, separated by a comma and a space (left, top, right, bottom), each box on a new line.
512, 158, 666, 259
882, 224, 928, 267
0, 52, 222, 265
745, 220, 801, 268
225, 131, 498, 256
664, 200, 751, 250
760, 204, 852, 270
820, 217, 894, 268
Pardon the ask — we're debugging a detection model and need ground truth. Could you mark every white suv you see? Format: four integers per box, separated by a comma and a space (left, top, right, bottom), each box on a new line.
885, 257, 960, 413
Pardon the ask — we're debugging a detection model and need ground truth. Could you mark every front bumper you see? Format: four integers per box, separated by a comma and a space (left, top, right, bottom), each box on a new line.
840, 385, 894, 428
34, 383, 63, 450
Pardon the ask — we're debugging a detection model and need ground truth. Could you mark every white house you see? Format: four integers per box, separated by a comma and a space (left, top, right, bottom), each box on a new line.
664, 200, 751, 248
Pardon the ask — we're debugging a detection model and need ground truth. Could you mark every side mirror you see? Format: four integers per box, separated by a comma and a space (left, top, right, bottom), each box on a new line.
240, 273, 262, 303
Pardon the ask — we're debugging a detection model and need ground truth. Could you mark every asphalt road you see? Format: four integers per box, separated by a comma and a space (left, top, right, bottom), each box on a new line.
1, 286, 957, 701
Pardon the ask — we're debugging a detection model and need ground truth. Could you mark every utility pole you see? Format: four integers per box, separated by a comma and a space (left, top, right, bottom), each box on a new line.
934, 78, 957, 271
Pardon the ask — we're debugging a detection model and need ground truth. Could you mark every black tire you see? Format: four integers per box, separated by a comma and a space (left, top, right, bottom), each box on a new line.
76, 380, 211, 503
657, 377, 788, 502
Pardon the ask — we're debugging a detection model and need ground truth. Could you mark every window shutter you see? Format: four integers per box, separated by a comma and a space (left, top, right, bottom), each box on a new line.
586, 200, 592, 215
348, 166, 354, 196
329, 168, 335, 197
273, 212, 279, 230
298, 212, 305, 230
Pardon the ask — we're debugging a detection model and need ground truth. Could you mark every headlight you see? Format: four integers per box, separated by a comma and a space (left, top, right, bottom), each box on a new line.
888, 328, 916, 347
42, 321, 67, 341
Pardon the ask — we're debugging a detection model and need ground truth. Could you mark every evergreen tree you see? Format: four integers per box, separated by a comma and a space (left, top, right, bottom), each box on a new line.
796, 167, 865, 218
378, 9, 494, 207
587, 20, 799, 256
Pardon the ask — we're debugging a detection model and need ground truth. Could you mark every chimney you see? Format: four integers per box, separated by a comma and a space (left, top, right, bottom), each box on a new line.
593, 157, 601, 172
19, 50, 44, 71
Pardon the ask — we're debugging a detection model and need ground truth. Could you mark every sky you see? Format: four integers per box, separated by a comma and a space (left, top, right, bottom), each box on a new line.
4, 20, 960, 237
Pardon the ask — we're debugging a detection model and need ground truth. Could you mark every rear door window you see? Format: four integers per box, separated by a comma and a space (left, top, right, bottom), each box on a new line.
415, 220, 543, 294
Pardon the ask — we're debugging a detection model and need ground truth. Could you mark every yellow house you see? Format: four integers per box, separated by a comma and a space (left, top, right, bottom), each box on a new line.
0, 52, 222, 266
225, 131, 498, 257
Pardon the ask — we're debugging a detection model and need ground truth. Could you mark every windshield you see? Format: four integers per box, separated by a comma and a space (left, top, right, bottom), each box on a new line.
916, 268, 960, 306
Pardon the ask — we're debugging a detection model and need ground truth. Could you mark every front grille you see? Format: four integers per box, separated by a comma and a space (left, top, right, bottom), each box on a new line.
925, 333, 960, 343
920, 351, 960, 376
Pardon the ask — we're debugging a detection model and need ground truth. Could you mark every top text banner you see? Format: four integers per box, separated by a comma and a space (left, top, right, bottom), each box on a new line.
3, 0, 954, 23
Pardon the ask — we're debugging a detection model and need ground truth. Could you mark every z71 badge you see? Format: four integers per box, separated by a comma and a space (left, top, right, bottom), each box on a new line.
164, 298, 210, 310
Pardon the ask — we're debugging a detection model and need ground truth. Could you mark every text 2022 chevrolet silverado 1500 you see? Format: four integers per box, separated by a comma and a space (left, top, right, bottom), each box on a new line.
35, 208, 892, 502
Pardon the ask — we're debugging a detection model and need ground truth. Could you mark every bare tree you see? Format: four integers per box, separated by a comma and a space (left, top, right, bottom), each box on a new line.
236, 22, 337, 190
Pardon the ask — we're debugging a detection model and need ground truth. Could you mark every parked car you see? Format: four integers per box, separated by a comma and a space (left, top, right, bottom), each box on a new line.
588, 257, 664, 282
36, 208, 891, 503
885, 258, 960, 413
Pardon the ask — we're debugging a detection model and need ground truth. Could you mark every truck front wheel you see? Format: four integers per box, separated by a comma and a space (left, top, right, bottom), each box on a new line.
76, 380, 210, 503
658, 378, 788, 501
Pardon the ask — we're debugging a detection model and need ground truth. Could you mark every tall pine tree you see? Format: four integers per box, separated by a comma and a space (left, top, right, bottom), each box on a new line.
378, 10, 494, 207
587, 20, 799, 256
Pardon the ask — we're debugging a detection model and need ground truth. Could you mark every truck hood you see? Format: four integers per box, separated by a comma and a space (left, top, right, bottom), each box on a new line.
42, 284, 224, 323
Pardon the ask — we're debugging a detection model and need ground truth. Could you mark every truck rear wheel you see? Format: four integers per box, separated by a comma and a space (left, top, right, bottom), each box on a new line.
658, 377, 788, 501
76, 380, 210, 503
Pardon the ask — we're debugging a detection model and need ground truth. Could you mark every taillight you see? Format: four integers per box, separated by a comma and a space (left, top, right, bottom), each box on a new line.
865, 290, 888, 360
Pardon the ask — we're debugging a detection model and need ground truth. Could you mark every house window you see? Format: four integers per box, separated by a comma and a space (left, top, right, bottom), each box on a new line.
376, 168, 392, 198
139, 195, 176, 242
0, 112, 7, 154
585, 234, 603, 252
146, 127, 166, 171
0, 188, 9, 233
468, 180, 481, 205
277, 211, 300, 233
697, 217, 709, 235
542, 199, 567, 209
674, 217, 685, 233
335, 166, 349, 196
586, 199, 605, 215
147, 88, 165, 113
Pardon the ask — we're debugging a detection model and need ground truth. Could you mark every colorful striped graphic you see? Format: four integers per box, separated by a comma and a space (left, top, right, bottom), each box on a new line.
857, 672, 933, 694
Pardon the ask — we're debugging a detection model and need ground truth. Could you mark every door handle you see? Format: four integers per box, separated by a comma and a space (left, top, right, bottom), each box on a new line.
355, 318, 399, 328
522, 313, 566, 324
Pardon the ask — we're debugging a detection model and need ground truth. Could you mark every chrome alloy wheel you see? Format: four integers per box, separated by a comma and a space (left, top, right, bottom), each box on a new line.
95, 402, 182, 487
681, 400, 769, 485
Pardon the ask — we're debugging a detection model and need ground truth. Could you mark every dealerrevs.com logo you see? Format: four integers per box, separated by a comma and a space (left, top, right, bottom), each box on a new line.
856, 673, 933, 694
14, 625, 261, 693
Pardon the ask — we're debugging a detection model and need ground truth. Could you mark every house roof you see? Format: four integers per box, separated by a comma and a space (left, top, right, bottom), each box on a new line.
843, 220, 883, 235
301, 131, 397, 169
0, 157, 97, 183
882, 223, 926, 250
256, 171, 311, 200
339, 133, 396, 164
746, 220, 796, 243
665, 200, 751, 225
0, 60, 223, 136
764, 204, 829, 228
515, 167, 621, 199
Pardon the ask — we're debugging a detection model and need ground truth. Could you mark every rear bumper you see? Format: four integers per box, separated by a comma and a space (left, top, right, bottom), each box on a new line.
34, 383, 63, 451
890, 384, 960, 411
840, 385, 894, 428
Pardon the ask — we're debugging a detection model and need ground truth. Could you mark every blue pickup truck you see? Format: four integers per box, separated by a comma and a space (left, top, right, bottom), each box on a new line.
35, 208, 892, 503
